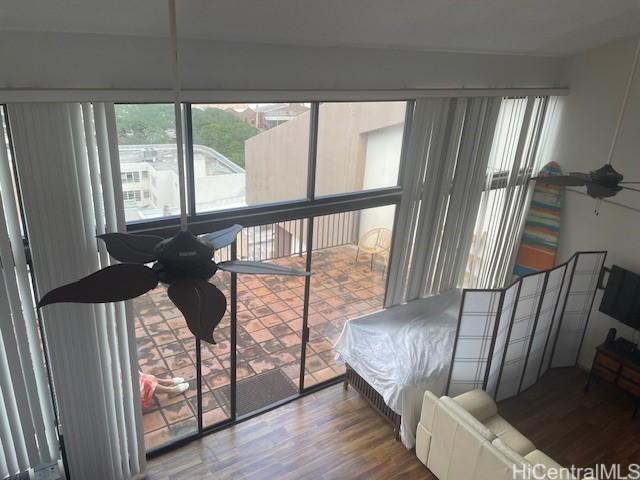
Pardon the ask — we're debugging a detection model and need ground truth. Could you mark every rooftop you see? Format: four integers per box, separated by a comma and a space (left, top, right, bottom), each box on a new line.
119, 144, 244, 175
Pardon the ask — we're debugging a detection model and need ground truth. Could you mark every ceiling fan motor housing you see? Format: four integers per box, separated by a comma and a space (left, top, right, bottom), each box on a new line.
153, 231, 218, 284
590, 164, 624, 187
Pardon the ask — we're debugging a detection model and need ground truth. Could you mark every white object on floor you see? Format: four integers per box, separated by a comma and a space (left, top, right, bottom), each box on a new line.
170, 383, 189, 396
171, 377, 185, 384
334, 288, 462, 448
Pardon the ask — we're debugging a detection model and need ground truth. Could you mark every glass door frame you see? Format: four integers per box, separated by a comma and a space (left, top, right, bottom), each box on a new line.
126, 100, 414, 458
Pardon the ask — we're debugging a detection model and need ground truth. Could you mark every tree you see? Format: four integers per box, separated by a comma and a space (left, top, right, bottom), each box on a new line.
115, 104, 175, 145
115, 104, 259, 168
191, 107, 259, 168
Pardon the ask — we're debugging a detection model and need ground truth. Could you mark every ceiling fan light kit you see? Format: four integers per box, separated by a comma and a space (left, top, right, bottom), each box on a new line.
36, 1, 311, 344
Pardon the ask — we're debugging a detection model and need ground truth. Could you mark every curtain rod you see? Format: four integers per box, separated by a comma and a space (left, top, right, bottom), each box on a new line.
0, 87, 569, 103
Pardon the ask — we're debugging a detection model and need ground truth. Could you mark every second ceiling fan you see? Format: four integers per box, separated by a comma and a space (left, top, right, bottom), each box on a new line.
532, 37, 640, 200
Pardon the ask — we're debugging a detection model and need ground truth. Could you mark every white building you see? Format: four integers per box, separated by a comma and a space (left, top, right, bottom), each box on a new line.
119, 144, 246, 222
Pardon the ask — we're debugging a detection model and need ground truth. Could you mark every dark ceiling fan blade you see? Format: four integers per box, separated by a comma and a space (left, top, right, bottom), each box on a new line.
37, 264, 159, 308
530, 174, 588, 186
97, 233, 163, 263
586, 182, 621, 199
199, 224, 243, 250
167, 278, 226, 344
217, 260, 311, 276
621, 185, 640, 194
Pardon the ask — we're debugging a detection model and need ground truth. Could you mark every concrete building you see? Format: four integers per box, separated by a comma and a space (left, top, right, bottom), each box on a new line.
224, 103, 310, 130
119, 143, 246, 222
245, 102, 405, 250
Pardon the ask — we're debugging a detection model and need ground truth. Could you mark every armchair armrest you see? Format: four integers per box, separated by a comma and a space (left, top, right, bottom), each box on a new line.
416, 390, 439, 466
419, 390, 440, 430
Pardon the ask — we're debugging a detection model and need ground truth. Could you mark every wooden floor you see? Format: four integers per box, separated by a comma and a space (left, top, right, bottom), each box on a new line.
145, 383, 430, 479
145, 368, 640, 479
500, 367, 640, 472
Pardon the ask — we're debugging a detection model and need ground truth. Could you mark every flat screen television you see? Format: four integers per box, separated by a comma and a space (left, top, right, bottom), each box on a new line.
599, 265, 640, 330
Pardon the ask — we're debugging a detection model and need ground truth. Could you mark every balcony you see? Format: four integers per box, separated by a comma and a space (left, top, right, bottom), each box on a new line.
134, 216, 390, 450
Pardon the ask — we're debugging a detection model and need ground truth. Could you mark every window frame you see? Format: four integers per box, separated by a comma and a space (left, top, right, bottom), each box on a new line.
125, 101, 413, 237
118, 100, 414, 456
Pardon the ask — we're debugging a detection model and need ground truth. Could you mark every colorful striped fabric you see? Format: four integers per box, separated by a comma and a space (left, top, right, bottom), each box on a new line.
513, 161, 563, 278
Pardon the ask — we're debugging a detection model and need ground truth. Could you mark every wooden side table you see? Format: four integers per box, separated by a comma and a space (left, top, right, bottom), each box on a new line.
585, 340, 640, 417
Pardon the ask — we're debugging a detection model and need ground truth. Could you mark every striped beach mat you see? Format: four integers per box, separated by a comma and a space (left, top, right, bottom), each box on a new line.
513, 161, 563, 277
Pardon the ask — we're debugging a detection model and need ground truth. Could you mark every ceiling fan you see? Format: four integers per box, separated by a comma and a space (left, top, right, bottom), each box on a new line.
531, 37, 640, 200
37, 229, 309, 344
36, 1, 310, 344
531, 163, 640, 199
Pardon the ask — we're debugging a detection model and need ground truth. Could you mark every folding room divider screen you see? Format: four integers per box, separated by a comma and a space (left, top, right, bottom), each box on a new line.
446, 251, 606, 401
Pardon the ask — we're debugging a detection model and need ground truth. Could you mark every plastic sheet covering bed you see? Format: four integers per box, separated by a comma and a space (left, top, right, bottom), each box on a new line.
334, 288, 462, 448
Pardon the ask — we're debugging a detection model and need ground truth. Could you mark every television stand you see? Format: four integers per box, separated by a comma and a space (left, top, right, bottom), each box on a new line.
585, 339, 640, 417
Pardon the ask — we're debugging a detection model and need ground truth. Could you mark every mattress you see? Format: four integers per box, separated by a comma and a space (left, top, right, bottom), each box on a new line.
334, 288, 462, 448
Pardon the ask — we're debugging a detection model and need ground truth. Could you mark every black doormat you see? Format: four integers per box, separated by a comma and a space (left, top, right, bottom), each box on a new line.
214, 369, 298, 416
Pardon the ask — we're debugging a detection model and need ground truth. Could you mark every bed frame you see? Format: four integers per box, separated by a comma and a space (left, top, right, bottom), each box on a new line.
344, 363, 401, 440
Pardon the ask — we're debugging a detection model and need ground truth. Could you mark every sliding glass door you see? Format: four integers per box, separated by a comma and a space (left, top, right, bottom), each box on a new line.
115, 100, 409, 453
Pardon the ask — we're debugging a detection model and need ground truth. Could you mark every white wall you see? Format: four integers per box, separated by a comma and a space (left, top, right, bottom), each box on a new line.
359, 124, 404, 236
548, 35, 640, 368
0, 30, 568, 98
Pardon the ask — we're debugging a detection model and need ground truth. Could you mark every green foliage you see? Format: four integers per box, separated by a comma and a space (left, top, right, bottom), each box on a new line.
115, 104, 175, 145
115, 104, 259, 168
192, 108, 259, 168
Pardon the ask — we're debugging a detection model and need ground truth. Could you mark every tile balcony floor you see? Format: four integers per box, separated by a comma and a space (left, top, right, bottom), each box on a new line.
135, 244, 388, 450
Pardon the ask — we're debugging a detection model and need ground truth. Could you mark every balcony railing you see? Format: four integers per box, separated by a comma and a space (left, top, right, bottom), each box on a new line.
213, 211, 360, 263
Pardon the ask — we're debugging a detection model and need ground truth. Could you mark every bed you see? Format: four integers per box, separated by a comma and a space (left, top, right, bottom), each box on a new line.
335, 288, 462, 448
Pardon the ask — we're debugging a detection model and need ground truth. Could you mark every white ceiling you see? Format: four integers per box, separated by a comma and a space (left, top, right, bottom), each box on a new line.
1, 0, 640, 56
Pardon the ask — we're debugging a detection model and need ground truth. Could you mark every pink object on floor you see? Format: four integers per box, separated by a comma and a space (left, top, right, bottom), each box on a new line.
139, 372, 158, 409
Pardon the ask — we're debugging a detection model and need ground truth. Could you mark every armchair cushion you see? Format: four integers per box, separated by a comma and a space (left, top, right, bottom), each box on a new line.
492, 438, 531, 469
525, 450, 575, 480
525, 449, 562, 470
484, 415, 535, 456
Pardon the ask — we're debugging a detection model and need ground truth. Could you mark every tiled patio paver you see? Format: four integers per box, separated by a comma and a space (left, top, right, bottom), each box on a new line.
135, 244, 387, 450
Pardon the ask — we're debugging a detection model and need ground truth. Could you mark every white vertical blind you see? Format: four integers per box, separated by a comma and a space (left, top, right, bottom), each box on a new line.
7, 102, 145, 479
465, 96, 557, 289
387, 96, 501, 305
0, 110, 58, 478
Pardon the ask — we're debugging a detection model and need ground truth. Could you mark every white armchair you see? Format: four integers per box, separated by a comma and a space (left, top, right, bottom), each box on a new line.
415, 389, 570, 480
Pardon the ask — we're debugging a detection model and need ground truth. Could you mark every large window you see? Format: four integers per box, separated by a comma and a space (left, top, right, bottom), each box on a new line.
115, 104, 179, 222
123, 100, 409, 453
115, 102, 406, 223
315, 101, 406, 196
464, 97, 553, 288
191, 103, 310, 212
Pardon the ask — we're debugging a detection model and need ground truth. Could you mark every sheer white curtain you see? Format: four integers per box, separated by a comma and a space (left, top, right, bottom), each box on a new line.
464, 96, 557, 288
7, 102, 145, 480
386, 96, 501, 305
0, 111, 59, 479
